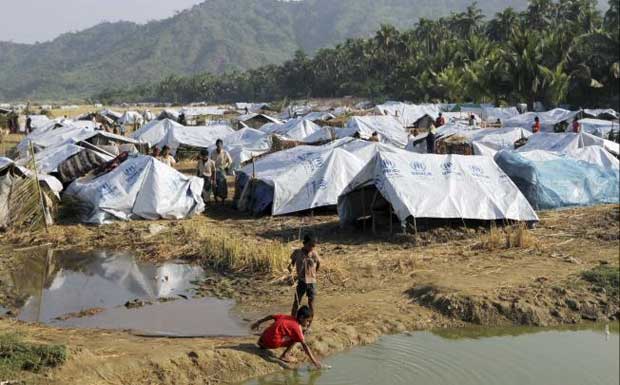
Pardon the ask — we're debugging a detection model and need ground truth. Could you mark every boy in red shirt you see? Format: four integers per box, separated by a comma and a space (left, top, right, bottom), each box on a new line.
251, 306, 322, 368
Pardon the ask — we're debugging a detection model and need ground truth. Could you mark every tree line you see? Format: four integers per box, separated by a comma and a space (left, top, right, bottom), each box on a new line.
95, 0, 620, 110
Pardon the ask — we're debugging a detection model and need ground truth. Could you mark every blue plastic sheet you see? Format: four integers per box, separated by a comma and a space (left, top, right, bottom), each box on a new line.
494, 151, 620, 210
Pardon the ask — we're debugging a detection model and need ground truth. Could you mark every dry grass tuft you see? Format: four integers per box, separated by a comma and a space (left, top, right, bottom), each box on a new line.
180, 222, 290, 275
476, 222, 534, 251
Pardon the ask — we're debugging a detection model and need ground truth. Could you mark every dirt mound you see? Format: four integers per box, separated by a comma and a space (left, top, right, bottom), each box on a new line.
408, 273, 619, 327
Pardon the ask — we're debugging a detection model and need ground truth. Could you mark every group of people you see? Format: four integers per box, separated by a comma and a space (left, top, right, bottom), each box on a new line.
532, 116, 581, 134
149, 139, 233, 206
251, 235, 323, 368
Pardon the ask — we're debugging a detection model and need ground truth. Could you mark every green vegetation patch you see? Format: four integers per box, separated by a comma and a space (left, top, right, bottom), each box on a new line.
581, 265, 620, 297
0, 333, 67, 377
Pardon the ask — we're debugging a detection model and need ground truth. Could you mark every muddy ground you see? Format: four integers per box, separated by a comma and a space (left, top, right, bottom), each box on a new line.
0, 204, 618, 385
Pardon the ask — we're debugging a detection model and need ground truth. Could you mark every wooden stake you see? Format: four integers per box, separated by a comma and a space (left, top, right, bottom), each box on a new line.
29, 141, 49, 233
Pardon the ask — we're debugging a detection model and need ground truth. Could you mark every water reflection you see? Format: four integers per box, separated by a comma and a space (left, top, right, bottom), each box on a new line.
244, 326, 620, 385
7, 249, 248, 336
12, 249, 204, 323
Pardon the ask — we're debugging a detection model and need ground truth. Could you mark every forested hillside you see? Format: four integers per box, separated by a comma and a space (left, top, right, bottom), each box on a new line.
97, 0, 619, 109
0, 0, 528, 100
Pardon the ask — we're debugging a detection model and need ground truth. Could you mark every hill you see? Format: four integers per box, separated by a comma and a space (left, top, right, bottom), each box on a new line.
0, 0, 529, 101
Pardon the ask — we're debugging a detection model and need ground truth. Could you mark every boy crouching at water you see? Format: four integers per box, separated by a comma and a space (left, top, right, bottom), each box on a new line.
251, 306, 322, 368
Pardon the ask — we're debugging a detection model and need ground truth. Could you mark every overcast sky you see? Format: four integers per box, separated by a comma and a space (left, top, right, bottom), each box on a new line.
0, 0, 205, 44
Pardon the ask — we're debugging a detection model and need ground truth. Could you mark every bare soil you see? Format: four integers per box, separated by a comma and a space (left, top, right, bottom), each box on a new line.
0, 204, 618, 385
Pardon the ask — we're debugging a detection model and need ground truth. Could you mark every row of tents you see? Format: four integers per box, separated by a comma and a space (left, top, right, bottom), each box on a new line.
4, 101, 619, 231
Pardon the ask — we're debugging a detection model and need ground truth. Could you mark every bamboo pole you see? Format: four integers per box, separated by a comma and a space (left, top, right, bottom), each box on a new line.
29, 141, 49, 233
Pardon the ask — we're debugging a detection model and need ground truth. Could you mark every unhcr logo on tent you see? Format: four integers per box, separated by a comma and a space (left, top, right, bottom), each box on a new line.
300, 155, 324, 173
441, 161, 462, 176
410, 160, 432, 176
469, 165, 489, 179
380, 159, 401, 178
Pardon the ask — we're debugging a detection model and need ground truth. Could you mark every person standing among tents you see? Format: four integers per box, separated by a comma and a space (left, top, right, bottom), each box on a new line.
532, 116, 541, 133
426, 125, 436, 153
159, 145, 176, 167
288, 235, 321, 332
178, 113, 187, 126
25, 116, 32, 134
435, 112, 445, 128
572, 117, 581, 133
211, 139, 232, 203
468, 114, 476, 126
151, 147, 161, 158
197, 149, 216, 206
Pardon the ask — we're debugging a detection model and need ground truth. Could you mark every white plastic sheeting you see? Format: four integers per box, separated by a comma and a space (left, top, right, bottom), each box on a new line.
16, 122, 139, 157
260, 118, 324, 141
180, 106, 227, 117
346, 116, 408, 148
338, 151, 539, 225
16, 144, 85, 174
375, 102, 440, 127
119, 111, 144, 126
516, 132, 619, 156
503, 108, 579, 132
65, 155, 204, 224
517, 148, 619, 170
159, 124, 234, 155
303, 111, 336, 122
132, 119, 234, 154
235, 102, 270, 113
578, 118, 619, 138
480, 106, 520, 122
469, 127, 533, 156
207, 127, 271, 169
132, 119, 183, 147
583, 109, 618, 120
238, 139, 399, 215
238, 113, 282, 126
28, 115, 51, 130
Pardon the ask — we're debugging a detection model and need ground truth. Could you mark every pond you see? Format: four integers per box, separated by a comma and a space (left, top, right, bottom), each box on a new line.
7, 249, 247, 336
244, 326, 619, 385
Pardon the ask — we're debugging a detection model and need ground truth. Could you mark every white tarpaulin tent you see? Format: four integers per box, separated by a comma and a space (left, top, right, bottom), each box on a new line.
338, 151, 539, 226
236, 139, 399, 216
158, 124, 234, 155
303, 111, 336, 122
516, 132, 619, 156
180, 106, 227, 117
503, 108, 579, 132
583, 109, 618, 120
480, 107, 520, 122
132, 119, 183, 147
346, 116, 409, 148
375, 102, 440, 127
516, 148, 619, 170
16, 144, 86, 174
17, 122, 140, 157
119, 111, 144, 126
235, 102, 270, 113
207, 127, 272, 169
65, 155, 204, 224
578, 118, 619, 138
260, 118, 324, 141
469, 127, 533, 156
132, 119, 234, 154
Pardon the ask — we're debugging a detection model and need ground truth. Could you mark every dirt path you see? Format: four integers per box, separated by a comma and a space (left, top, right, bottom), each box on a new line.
0, 205, 618, 384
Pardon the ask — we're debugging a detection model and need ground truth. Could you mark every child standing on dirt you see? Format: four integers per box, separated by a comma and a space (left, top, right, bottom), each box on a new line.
289, 235, 321, 330
251, 305, 322, 368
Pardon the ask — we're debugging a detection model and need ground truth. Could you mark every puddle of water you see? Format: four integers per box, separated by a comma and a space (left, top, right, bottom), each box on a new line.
244, 326, 620, 385
8, 249, 247, 336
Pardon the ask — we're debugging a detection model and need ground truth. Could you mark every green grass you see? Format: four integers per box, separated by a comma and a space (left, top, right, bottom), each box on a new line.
0, 333, 67, 377
581, 265, 620, 297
